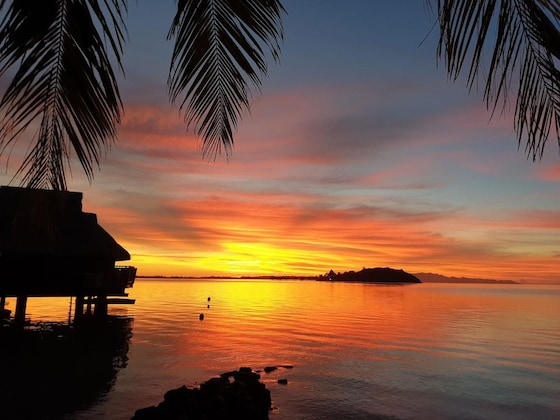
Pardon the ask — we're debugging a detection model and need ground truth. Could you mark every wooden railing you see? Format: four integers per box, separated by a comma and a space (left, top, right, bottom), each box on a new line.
114, 266, 137, 289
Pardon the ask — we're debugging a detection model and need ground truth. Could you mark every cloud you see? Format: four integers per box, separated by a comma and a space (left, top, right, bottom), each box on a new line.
535, 164, 560, 182
2, 45, 559, 283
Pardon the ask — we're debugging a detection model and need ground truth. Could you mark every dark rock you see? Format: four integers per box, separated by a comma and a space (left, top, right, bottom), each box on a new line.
131, 406, 159, 419
280, 365, 293, 369
200, 376, 228, 395
264, 366, 277, 373
163, 384, 190, 404
219, 370, 238, 379
132, 368, 271, 420
277, 379, 288, 385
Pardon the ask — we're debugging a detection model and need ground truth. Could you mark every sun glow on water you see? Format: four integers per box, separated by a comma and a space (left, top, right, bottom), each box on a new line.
3, 280, 559, 419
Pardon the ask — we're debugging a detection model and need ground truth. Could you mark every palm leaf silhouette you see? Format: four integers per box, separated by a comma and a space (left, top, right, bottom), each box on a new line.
167, 0, 284, 159
2, 1, 557, 189
431, 0, 560, 160
0, 0, 284, 188
0, 0, 127, 190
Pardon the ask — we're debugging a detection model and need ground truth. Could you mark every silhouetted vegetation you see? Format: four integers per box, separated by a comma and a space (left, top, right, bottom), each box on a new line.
0, 1, 558, 189
319, 267, 421, 284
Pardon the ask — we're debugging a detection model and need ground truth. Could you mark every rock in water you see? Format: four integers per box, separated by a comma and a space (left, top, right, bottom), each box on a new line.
132, 367, 271, 419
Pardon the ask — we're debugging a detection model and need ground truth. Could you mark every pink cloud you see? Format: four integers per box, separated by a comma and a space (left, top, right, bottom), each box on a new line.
535, 164, 560, 182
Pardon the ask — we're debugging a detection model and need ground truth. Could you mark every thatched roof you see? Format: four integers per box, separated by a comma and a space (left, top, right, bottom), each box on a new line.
0, 186, 130, 261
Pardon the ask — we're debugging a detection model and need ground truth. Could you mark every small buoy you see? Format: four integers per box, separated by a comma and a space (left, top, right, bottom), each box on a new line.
207, 297, 211, 302
207, 304, 210, 309
199, 313, 204, 320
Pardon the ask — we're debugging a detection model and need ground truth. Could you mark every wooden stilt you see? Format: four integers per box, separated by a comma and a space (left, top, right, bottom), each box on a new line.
0, 295, 7, 319
74, 295, 84, 320
67, 296, 73, 324
94, 295, 108, 317
14, 295, 28, 325
86, 295, 93, 315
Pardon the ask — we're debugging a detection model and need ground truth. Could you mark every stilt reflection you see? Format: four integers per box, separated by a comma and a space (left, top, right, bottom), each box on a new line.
0, 316, 133, 419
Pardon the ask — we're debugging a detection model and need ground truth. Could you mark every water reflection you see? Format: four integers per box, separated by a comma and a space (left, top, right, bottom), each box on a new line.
3, 282, 559, 419
0, 316, 132, 419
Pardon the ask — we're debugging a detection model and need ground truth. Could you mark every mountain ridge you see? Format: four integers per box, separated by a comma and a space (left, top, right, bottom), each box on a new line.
414, 272, 518, 284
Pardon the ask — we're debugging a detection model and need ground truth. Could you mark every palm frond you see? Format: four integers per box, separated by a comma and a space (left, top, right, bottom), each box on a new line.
0, 0, 127, 190
431, 0, 560, 160
167, 0, 285, 159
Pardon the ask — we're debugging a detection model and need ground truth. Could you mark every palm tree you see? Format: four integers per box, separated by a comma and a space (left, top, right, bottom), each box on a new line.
0, 0, 284, 190
0, 1, 558, 190
429, 0, 559, 160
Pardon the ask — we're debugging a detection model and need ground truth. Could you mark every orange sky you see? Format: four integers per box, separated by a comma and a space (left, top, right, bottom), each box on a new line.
65, 87, 560, 283
1, 1, 559, 283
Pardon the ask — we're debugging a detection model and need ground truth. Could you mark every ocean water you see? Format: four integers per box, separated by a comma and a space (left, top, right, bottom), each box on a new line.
2, 280, 559, 419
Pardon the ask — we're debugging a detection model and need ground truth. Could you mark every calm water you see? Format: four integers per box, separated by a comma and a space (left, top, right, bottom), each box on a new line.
2, 280, 559, 419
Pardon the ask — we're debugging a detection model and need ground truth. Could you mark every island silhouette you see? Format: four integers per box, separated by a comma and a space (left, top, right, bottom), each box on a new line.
135, 270, 519, 284
319, 267, 421, 284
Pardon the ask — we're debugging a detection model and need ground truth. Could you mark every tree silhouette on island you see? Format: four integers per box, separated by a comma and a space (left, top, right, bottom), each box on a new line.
320, 267, 422, 284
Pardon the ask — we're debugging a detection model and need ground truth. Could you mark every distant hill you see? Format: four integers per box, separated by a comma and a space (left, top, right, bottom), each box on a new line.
137, 271, 518, 285
414, 272, 518, 284
319, 267, 421, 284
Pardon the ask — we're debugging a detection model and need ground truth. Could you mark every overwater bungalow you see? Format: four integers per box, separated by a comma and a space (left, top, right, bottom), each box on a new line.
0, 186, 136, 324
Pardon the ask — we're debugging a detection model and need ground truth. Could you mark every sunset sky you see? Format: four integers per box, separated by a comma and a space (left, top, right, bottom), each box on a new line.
1, 1, 559, 283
